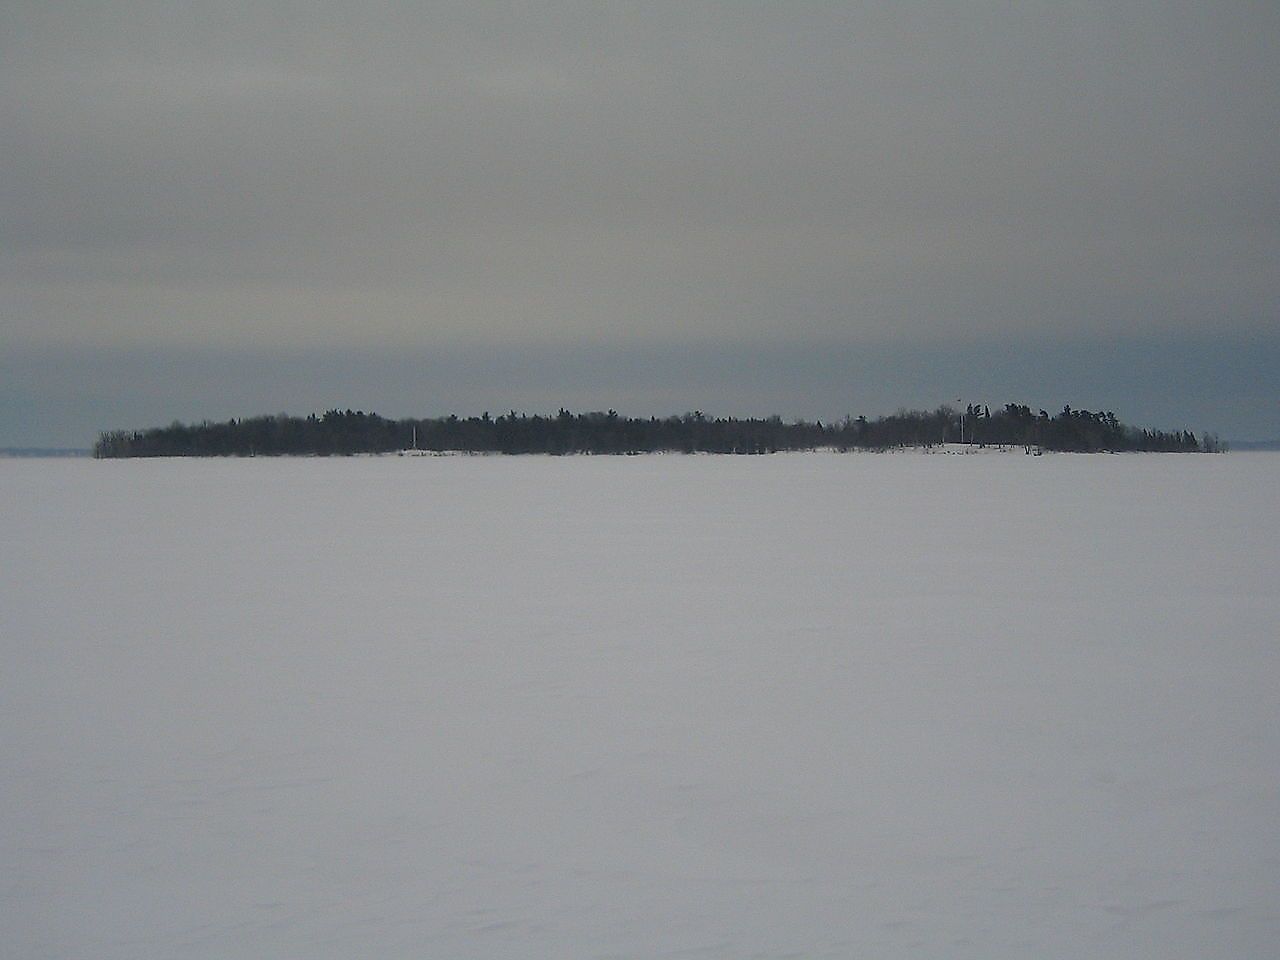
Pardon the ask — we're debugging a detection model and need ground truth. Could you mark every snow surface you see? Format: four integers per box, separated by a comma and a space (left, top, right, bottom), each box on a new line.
3, 451, 1278, 959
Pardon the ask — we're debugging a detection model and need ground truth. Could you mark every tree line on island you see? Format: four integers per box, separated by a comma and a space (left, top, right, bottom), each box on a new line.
94, 404, 1221, 457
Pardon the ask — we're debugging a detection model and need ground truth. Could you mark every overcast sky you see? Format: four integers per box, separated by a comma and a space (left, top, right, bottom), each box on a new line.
3, 1, 1277, 445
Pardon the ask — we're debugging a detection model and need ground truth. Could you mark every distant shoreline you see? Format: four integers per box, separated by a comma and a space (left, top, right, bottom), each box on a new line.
93, 405, 1217, 458
0, 448, 91, 458
1225, 439, 1280, 451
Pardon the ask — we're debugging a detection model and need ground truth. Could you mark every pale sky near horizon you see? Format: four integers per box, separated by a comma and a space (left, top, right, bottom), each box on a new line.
3, 1, 1277, 445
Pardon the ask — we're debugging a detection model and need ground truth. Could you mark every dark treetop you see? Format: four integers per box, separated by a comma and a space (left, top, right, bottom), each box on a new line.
94, 404, 1215, 457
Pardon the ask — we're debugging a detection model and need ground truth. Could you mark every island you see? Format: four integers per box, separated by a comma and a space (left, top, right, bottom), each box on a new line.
93, 404, 1219, 457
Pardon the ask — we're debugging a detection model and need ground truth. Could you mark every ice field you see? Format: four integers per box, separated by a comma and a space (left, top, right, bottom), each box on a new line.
3, 451, 1278, 958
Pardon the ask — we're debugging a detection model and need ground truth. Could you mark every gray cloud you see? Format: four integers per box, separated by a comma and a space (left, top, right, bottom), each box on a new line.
2, 2, 1276, 440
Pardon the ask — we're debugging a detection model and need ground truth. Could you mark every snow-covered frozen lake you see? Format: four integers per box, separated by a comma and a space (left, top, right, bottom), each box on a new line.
4, 451, 1278, 958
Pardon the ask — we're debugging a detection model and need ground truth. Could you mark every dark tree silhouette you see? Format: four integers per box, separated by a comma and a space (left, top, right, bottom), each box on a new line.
94, 404, 1210, 458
